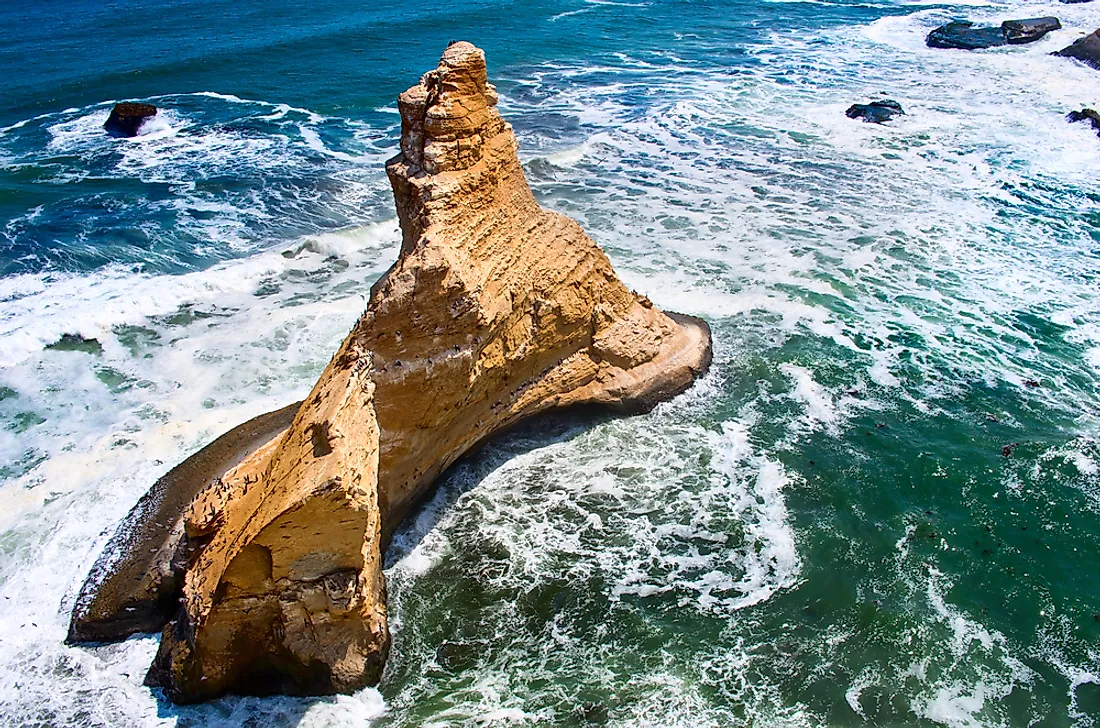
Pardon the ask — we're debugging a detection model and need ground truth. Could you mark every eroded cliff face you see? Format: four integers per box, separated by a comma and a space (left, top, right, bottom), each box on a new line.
145, 344, 385, 701
69, 41, 712, 703
369, 41, 711, 535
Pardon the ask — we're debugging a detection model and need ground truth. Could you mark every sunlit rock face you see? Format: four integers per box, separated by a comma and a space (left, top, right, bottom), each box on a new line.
69, 41, 712, 703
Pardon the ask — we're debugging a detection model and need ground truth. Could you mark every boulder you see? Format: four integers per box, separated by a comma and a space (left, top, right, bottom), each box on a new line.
927, 21, 1008, 50
104, 102, 157, 137
1003, 17, 1062, 44
1067, 108, 1100, 136
927, 17, 1061, 50
846, 100, 905, 124
69, 42, 712, 703
1055, 28, 1100, 69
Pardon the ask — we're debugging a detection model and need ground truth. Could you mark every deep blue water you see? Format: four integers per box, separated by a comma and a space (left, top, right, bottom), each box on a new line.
3, 0, 1100, 726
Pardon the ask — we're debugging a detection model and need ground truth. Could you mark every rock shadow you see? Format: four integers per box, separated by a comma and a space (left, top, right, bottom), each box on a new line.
384, 406, 613, 569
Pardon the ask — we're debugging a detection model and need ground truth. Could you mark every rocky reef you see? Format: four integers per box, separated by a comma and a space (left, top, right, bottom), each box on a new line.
68, 42, 712, 703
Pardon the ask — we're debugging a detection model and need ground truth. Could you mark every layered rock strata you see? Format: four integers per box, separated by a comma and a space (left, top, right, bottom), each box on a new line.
69, 41, 712, 703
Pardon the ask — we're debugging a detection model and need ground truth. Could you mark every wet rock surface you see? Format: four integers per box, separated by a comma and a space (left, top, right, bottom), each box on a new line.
1003, 17, 1062, 44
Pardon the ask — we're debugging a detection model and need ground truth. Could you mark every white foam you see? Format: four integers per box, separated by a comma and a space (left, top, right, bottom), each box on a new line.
779, 363, 839, 434
0, 216, 397, 366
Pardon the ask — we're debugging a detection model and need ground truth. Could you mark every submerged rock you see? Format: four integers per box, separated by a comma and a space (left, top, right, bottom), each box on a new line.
46, 333, 103, 355
846, 99, 904, 124
69, 42, 712, 703
104, 102, 157, 137
1067, 108, 1100, 136
927, 17, 1061, 50
1055, 28, 1100, 69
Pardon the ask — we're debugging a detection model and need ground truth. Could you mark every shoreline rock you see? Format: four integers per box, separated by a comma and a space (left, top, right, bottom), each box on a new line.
69, 42, 712, 703
104, 102, 157, 137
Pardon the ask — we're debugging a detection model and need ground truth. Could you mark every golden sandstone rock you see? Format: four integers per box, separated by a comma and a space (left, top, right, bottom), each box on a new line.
68, 41, 711, 702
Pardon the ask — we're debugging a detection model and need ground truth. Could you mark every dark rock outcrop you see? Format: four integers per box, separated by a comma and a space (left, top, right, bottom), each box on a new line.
928, 21, 1010, 50
1055, 28, 1100, 69
104, 102, 157, 137
1003, 17, 1062, 44
846, 100, 904, 124
1067, 108, 1100, 137
927, 17, 1061, 50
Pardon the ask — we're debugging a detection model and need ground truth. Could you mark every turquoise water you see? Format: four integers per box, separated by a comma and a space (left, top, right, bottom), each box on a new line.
2, 0, 1100, 725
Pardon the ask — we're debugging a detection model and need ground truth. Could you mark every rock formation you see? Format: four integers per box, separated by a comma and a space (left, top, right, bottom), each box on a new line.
927, 17, 1061, 50
1055, 27, 1100, 69
1067, 108, 1100, 137
845, 100, 904, 124
104, 102, 158, 137
69, 42, 712, 703
1002, 17, 1062, 44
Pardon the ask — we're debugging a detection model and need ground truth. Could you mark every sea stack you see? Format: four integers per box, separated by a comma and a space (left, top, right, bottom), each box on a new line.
104, 102, 157, 137
69, 41, 712, 703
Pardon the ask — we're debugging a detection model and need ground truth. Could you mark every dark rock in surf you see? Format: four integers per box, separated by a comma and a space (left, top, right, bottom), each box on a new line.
1055, 28, 1100, 69
1003, 17, 1062, 44
846, 100, 905, 124
927, 18, 1060, 50
46, 333, 103, 355
1067, 108, 1100, 136
928, 21, 1007, 50
104, 102, 157, 137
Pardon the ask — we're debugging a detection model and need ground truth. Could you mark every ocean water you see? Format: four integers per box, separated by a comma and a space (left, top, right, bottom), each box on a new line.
2, 0, 1100, 725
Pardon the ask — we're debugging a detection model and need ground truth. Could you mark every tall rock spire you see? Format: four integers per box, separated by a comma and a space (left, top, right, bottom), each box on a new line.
70, 42, 712, 703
